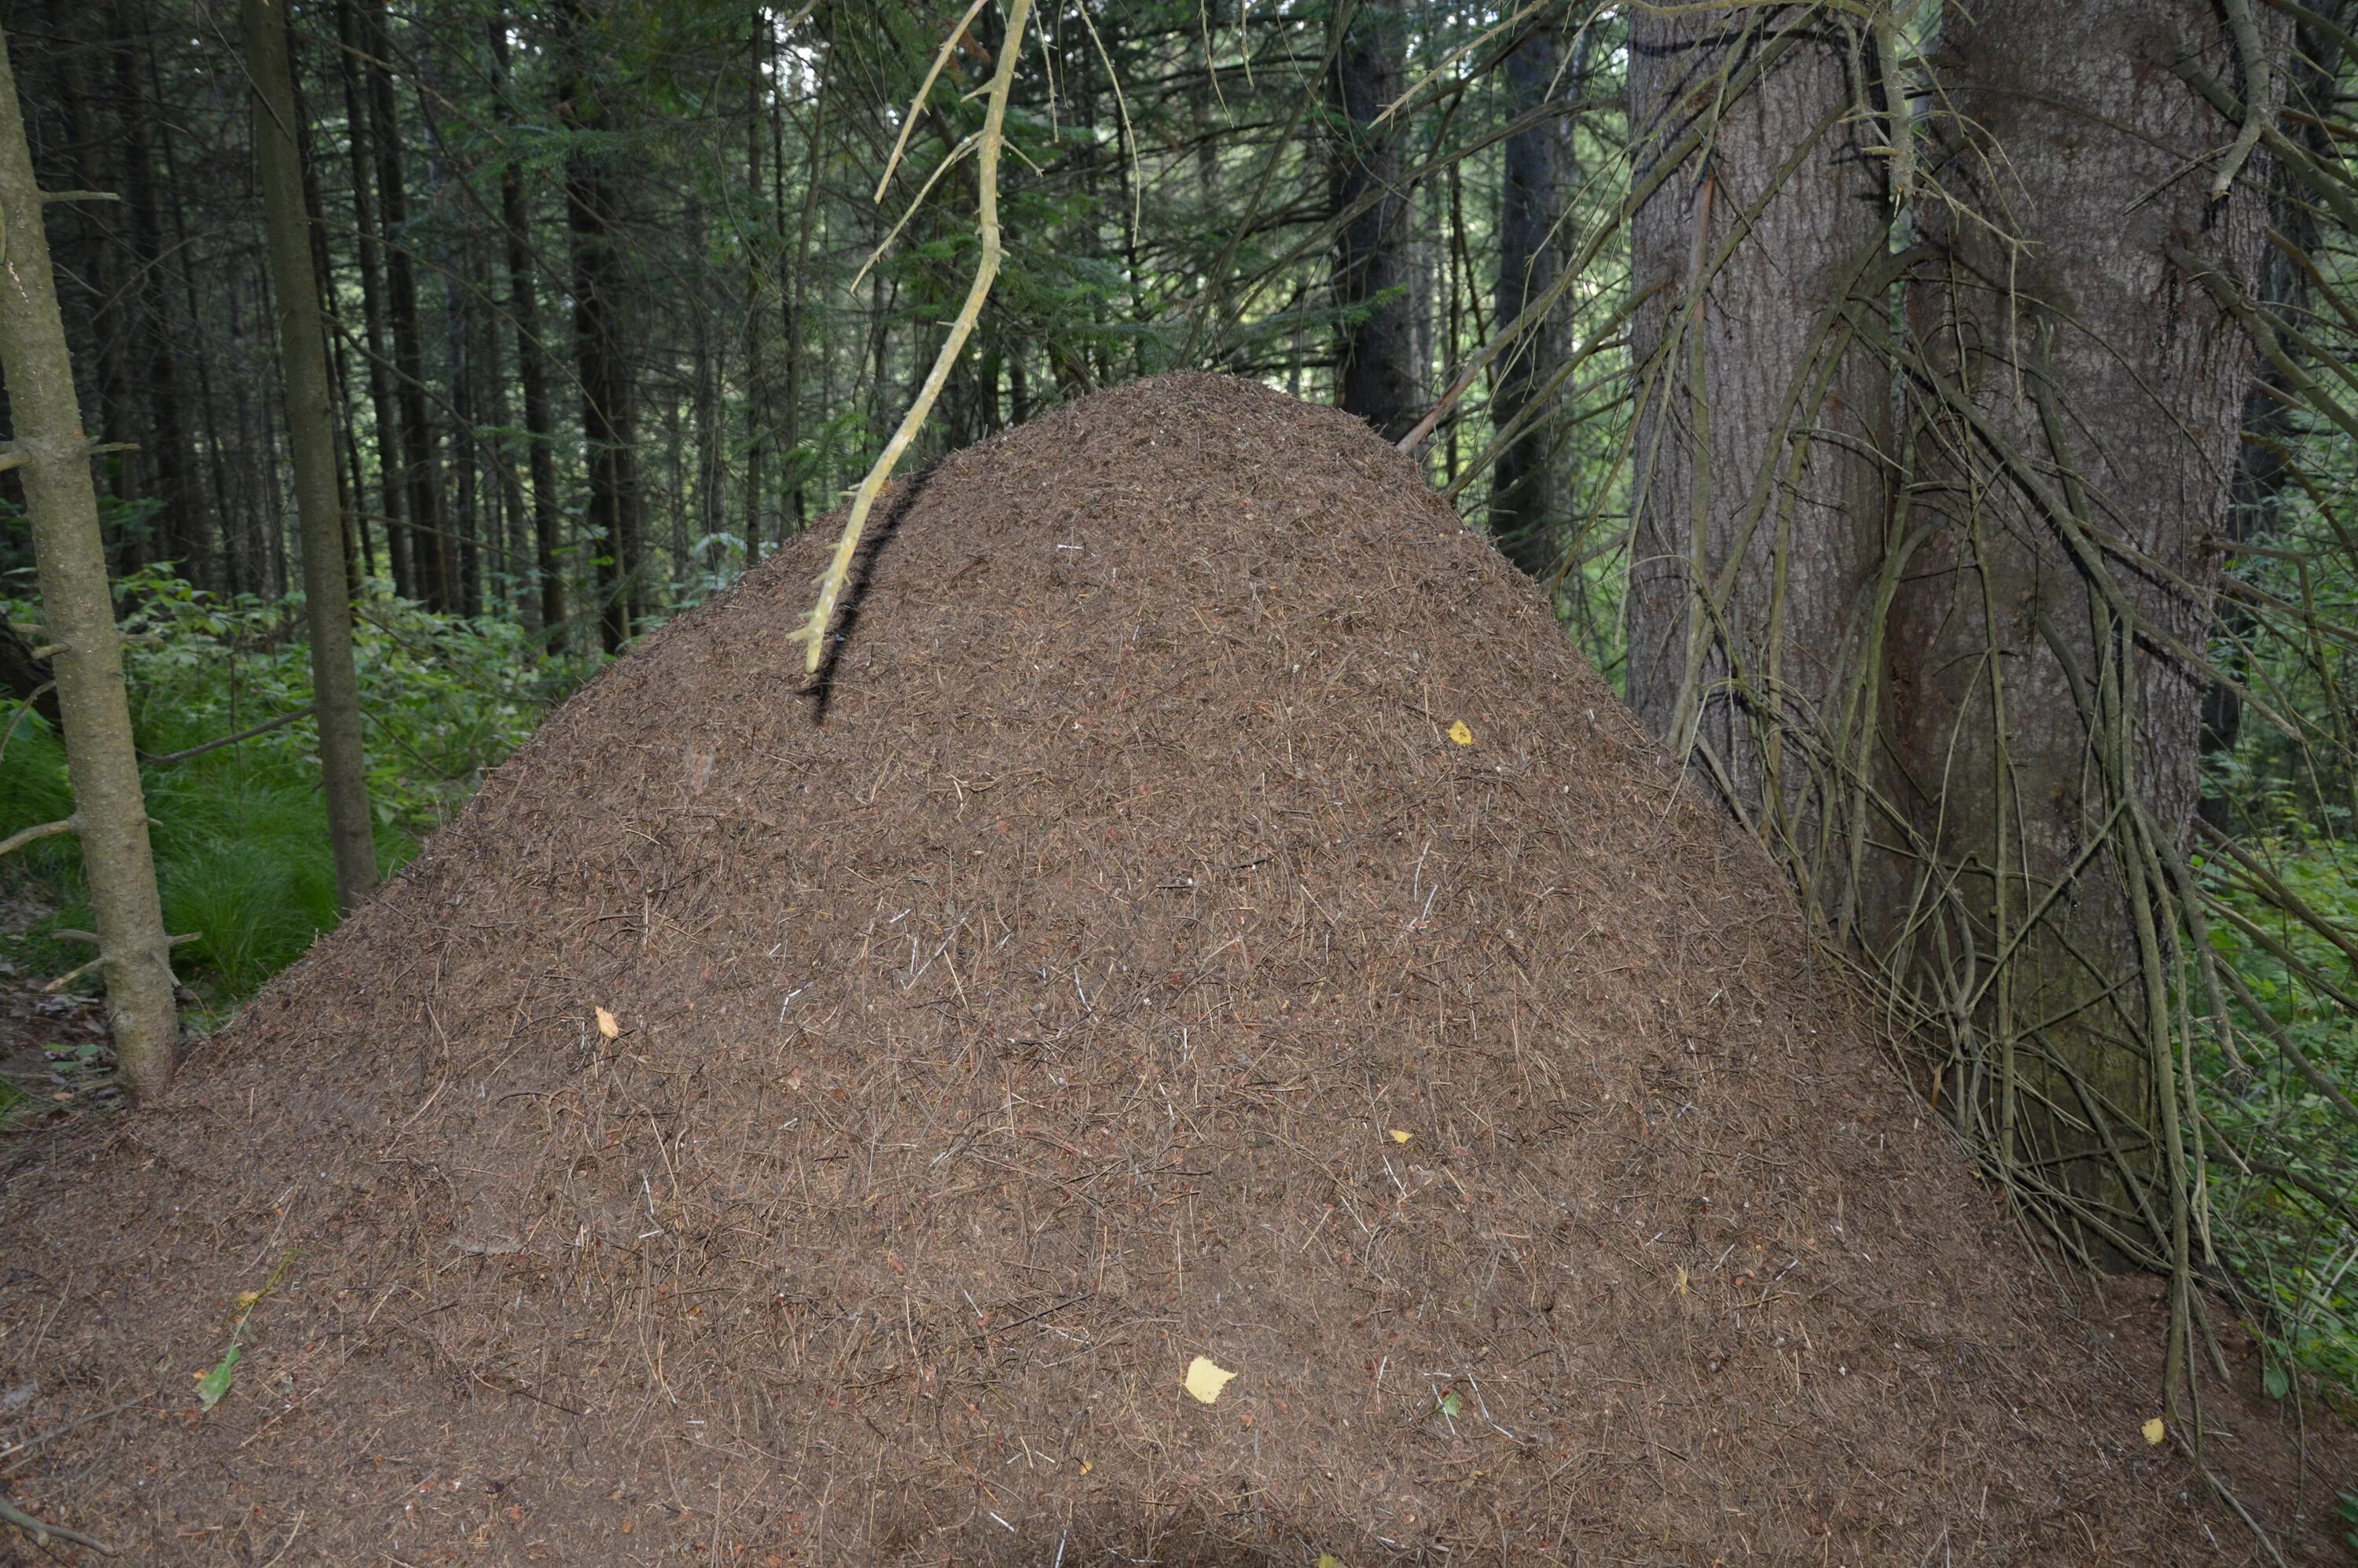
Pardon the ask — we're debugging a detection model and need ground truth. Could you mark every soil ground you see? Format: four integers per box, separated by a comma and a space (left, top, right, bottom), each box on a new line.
0, 374, 2351, 1565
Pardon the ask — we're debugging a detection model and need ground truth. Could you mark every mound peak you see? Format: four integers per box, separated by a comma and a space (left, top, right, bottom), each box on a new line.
0, 374, 2329, 1562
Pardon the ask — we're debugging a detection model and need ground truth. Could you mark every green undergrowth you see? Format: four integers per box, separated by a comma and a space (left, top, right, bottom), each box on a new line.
2198, 828, 2358, 1400
0, 567, 591, 1010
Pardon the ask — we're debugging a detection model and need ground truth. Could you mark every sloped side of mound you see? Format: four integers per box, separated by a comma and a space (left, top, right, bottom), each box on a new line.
0, 374, 2292, 1563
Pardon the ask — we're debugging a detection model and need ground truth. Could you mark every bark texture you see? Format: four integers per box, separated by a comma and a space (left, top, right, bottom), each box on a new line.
1625, 6, 1890, 837
1883, 0, 2286, 1184
0, 20, 177, 1095
246, 0, 377, 913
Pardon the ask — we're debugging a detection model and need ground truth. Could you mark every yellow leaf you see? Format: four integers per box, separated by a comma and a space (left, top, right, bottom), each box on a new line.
233, 1291, 261, 1313
596, 1007, 620, 1041
2142, 1416, 2165, 1445
1675, 1266, 1689, 1297
1318, 1556, 1346, 1568
1389, 1129, 1412, 1144
1184, 1356, 1236, 1405
1447, 720, 1474, 747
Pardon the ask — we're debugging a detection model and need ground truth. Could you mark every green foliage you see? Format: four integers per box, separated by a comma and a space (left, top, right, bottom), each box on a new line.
0, 567, 587, 1002
2198, 831, 2358, 1390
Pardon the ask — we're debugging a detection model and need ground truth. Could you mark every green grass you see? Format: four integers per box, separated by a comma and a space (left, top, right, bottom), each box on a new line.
0, 567, 590, 1009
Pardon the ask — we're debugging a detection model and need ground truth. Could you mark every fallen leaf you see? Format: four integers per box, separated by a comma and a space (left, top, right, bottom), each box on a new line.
1675, 1266, 1689, 1297
195, 1346, 241, 1411
1318, 1557, 1346, 1568
2143, 1416, 2166, 1445
233, 1291, 262, 1313
596, 1007, 620, 1041
1447, 720, 1474, 747
1437, 1392, 1462, 1418
1184, 1356, 1236, 1405
1389, 1129, 1412, 1144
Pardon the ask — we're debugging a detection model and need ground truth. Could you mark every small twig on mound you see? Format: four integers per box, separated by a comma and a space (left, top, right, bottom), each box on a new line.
0, 1494, 117, 1555
785, 0, 1035, 675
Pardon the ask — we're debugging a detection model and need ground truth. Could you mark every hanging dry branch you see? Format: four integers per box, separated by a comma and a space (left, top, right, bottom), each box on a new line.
787, 0, 1036, 676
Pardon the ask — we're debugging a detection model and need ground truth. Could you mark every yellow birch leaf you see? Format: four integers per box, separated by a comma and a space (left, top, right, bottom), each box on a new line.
1389, 1129, 1412, 1144
596, 1007, 620, 1041
1447, 721, 1474, 747
1184, 1356, 1236, 1405
1318, 1556, 1346, 1568
2142, 1416, 2165, 1445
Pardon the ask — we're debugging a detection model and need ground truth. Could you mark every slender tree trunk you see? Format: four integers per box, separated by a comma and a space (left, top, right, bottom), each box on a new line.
109, 0, 201, 586
1487, 17, 1563, 577
360, 0, 448, 611
559, 0, 643, 652
489, 20, 564, 640
783, 39, 825, 533
149, 39, 241, 594
743, 30, 769, 560
0, 20, 177, 1096
336, 0, 411, 599
1623, 6, 1890, 843
1328, 0, 1416, 440
245, 0, 377, 913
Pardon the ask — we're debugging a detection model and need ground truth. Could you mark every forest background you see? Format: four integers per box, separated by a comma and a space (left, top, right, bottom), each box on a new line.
2, 0, 2356, 1434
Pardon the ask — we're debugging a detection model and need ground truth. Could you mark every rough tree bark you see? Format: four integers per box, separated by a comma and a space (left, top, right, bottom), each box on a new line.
1887, 0, 2286, 1187
1328, 0, 1417, 441
1624, 5, 1891, 850
0, 20, 178, 1096
244, 0, 378, 913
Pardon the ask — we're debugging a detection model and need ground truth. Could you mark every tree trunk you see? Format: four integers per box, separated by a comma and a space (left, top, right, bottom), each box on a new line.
245, 0, 378, 914
0, 19, 178, 1096
1623, 5, 1891, 847
109, 0, 202, 587
1328, 0, 1416, 441
360, 0, 449, 611
1886, 0, 2285, 1198
1486, 17, 1563, 577
336, 0, 411, 599
783, 37, 825, 534
559, 0, 643, 652
742, 31, 769, 560
489, 20, 564, 641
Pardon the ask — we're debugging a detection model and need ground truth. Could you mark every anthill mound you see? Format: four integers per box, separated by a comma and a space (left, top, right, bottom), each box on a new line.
0, 375, 2337, 1564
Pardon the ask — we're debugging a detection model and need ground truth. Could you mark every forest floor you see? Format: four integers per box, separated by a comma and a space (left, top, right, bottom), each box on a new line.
0, 892, 119, 1128
0, 375, 2352, 1564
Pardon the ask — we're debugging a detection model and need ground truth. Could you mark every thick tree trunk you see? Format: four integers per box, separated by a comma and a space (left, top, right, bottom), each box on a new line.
1487, 18, 1563, 577
245, 0, 377, 914
560, 0, 643, 652
0, 20, 178, 1096
1328, 0, 1416, 441
1623, 5, 1891, 853
1888, 0, 2284, 1194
